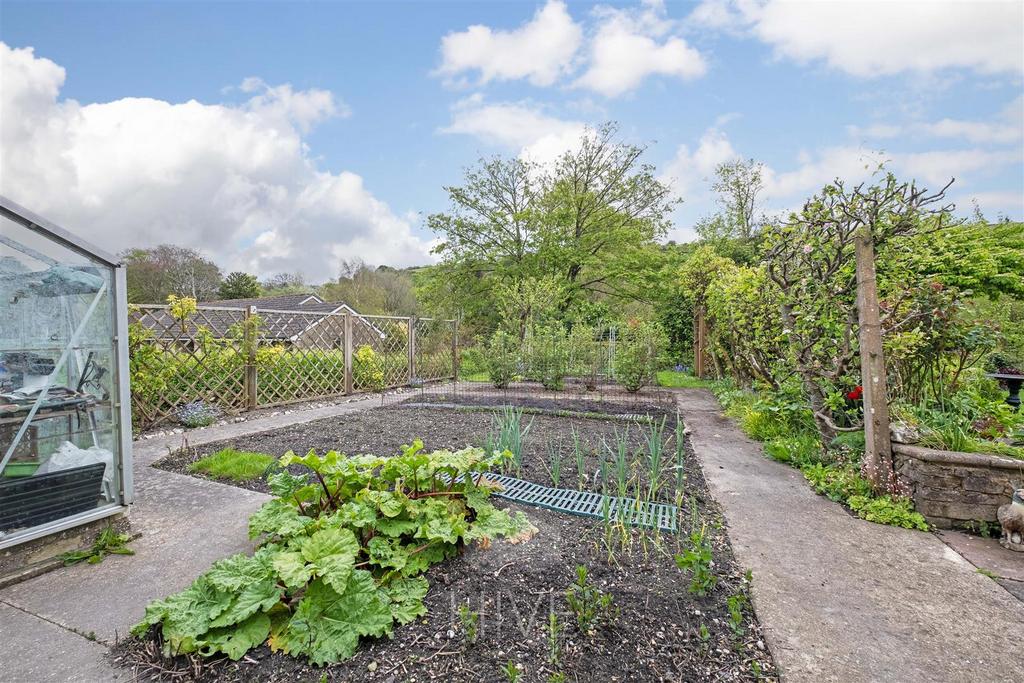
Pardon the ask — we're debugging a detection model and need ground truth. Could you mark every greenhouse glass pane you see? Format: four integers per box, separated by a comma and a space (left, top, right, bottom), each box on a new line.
1, 213, 124, 542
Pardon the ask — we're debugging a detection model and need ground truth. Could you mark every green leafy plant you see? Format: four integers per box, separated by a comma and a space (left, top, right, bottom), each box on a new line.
644, 416, 667, 499
565, 565, 615, 634
353, 344, 386, 392
569, 324, 601, 391
571, 426, 586, 488
847, 495, 928, 530
189, 448, 275, 482
134, 441, 533, 665
61, 527, 134, 566
726, 591, 748, 636
529, 324, 568, 391
502, 660, 522, 682
614, 319, 666, 392
458, 603, 479, 645
486, 330, 520, 389
607, 427, 631, 498
544, 439, 562, 488
802, 462, 873, 502
486, 406, 533, 475
674, 517, 717, 596
547, 611, 561, 665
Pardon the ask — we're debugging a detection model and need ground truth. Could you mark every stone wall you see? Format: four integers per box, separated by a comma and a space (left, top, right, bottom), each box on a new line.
893, 444, 1024, 530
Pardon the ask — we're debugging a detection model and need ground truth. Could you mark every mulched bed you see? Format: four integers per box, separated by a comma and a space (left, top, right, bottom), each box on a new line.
407, 380, 677, 416
126, 403, 778, 682
155, 406, 687, 504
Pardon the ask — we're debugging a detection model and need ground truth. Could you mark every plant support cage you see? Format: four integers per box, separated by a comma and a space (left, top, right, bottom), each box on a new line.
0, 196, 133, 549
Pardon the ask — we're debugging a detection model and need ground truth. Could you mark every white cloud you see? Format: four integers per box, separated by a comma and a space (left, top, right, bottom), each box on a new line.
436, 0, 582, 87
574, 0, 707, 97
439, 95, 588, 166
848, 95, 1024, 145
664, 127, 1022, 241
238, 76, 348, 133
691, 0, 1024, 77
660, 126, 739, 198
436, 0, 707, 97
897, 148, 1021, 187
0, 43, 435, 279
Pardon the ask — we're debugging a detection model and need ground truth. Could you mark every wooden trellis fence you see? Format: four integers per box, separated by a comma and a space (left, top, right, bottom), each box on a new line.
127, 304, 457, 428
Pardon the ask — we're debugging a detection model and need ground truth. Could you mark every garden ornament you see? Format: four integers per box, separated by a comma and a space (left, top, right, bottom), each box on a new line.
997, 488, 1024, 552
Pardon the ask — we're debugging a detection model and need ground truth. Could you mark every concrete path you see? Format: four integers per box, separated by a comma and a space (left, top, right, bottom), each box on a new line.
0, 395, 380, 682
677, 388, 1023, 683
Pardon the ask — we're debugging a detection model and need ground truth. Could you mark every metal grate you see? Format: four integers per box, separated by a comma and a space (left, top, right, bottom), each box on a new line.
455, 473, 677, 533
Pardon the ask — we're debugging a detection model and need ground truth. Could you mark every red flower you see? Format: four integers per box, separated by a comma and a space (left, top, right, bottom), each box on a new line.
846, 385, 863, 401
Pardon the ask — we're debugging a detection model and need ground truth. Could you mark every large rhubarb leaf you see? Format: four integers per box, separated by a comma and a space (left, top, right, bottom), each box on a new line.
248, 499, 311, 540
271, 572, 392, 665
383, 576, 429, 625
197, 612, 271, 660
301, 527, 359, 593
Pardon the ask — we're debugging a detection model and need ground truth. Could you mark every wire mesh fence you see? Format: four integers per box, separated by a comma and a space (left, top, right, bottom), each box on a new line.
382, 324, 675, 415
128, 305, 458, 429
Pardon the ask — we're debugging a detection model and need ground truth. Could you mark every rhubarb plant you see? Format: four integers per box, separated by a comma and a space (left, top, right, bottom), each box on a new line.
134, 441, 532, 665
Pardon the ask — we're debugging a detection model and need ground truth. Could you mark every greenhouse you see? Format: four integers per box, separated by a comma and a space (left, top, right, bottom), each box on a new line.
0, 196, 132, 549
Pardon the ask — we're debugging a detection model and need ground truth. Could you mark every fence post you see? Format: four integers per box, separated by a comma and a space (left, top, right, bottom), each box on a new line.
344, 312, 354, 395
451, 318, 459, 381
694, 306, 707, 378
855, 228, 894, 493
407, 316, 417, 384
244, 305, 258, 410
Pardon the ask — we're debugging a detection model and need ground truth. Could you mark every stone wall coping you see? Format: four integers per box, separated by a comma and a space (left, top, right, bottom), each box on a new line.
893, 443, 1024, 473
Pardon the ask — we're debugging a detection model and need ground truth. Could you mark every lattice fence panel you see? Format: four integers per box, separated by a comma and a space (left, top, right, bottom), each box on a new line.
352, 316, 410, 390
413, 318, 455, 382
128, 305, 247, 428
256, 310, 347, 407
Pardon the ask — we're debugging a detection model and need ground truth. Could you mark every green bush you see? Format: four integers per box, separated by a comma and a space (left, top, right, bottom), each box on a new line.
801, 462, 873, 502
134, 441, 533, 664
763, 435, 823, 467
528, 325, 568, 391
485, 330, 520, 389
460, 346, 488, 379
614, 320, 666, 393
353, 344, 385, 391
568, 325, 601, 390
848, 495, 929, 530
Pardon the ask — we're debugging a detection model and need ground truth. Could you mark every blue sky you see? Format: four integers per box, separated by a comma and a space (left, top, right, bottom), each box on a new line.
1, 0, 1021, 279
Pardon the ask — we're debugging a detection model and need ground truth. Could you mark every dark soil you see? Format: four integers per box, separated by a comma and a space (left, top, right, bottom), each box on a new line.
113, 500, 775, 682
155, 406, 687, 504
128, 402, 778, 682
407, 379, 677, 416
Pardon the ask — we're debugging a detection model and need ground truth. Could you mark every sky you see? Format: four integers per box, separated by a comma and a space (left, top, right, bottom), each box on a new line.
1, 0, 1022, 281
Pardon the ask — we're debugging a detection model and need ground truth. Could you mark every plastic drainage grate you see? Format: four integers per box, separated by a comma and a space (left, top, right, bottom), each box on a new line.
446, 473, 678, 533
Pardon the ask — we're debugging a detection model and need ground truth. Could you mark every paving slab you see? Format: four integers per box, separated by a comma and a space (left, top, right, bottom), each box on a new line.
676, 388, 1024, 683
0, 602, 120, 682
936, 529, 1024, 583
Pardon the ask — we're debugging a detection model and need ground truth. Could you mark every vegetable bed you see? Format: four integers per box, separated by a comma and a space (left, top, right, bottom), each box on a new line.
123, 404, 777, 682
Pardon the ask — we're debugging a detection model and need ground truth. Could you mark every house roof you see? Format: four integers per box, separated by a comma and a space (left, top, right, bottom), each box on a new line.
135, 294, 381, 342
204, 293, 328, 311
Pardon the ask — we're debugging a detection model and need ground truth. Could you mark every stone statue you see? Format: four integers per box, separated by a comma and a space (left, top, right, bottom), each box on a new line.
997, 488, 1024, 552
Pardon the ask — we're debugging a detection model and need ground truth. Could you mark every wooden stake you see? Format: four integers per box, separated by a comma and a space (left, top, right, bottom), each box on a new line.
244, 305, 258, 410
855, 228, 895, 492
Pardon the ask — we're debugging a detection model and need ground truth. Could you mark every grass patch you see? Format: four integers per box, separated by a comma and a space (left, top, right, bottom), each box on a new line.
188, 448, 275, 481
656, 371, 714, 388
